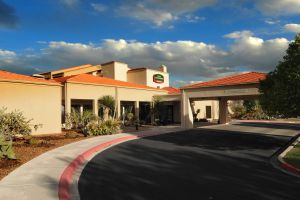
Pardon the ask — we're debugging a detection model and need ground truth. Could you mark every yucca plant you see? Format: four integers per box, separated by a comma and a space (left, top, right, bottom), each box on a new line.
99, 95, 116, 121
65, 108, 97, 132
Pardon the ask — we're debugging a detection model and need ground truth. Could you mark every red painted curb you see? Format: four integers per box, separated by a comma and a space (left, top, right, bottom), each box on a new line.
58, 135, 138, 200
58, 132, 163, 200
281, 162, 300, 175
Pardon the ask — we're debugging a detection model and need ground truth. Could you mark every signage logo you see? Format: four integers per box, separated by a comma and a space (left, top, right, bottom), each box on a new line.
153, 74, 164, 84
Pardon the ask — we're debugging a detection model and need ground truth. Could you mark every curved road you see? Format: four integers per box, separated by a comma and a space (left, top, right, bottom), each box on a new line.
79, 123, 300, 200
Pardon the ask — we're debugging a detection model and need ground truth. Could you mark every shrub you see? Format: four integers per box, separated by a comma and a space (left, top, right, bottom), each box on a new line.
28, 137, 39, 145
87, 119, 120, 136
241, 110, 270, 120
0, 135, 16, 159
230, 101, 246, 119
125, 113, 135, 125
65, 108, 97, 132
0, 108, 31, 140
230, 100, 270, 120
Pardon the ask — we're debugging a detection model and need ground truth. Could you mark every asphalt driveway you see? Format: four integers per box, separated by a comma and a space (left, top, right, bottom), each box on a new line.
78, 123, 300, 200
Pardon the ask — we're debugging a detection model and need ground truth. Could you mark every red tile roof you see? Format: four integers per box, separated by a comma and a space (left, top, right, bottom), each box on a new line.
54, 74, 166, 91
181, 72, 267, 89
0, 70, 60, 85
163, 87, 181, 94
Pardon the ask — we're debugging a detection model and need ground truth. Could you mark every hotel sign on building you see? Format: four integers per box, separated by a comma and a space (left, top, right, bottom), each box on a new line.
153, 74, 164, 84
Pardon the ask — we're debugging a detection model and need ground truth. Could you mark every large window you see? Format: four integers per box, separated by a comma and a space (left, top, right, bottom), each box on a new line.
206, 106, 212, 118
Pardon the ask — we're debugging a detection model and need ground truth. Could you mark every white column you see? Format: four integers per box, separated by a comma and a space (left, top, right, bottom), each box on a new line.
64, 83, 71, 116
93, 99, 98, 116
115, 87, 120, 119
219, 98, 229, 124
65, 98, 71, 115
135, 101, 139, 121
181, 90, 193, 128
117, 100, 121, 119
80, 104, 84, 115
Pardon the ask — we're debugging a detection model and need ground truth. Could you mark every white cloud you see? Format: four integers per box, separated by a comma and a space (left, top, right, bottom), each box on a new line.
0, 33, 291, 80
91, 3, 107, 12
118, 3, 176, 26
224, 30, 253, 39
60, 0, 79, 7
265, 19, 280, 25
185, 14, 205, 23
117, 0, 216, 26
0, 49, 16, 57
256, 0, 300, 15
284, 24, 300, 33
225, 31, 289, 71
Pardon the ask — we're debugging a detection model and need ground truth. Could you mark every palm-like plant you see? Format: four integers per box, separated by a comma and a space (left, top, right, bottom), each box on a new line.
99, 95, 116, 121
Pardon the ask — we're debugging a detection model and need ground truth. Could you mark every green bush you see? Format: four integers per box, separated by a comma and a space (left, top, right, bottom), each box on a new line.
0, 108, 32, 160
65, 108, 97, 132
0, 107, 32, 140
230, 100, 270, 120
87, 119, 120, 136
241, 110, 270, 120
230, 101, 246, 119
0, 135, 16, 159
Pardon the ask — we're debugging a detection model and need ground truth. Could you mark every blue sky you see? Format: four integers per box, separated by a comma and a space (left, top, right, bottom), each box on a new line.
0, 0, 300, 86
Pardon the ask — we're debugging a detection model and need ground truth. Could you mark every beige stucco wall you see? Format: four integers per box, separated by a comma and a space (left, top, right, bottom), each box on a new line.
66, 83, 116, 100
117, 87, 166, 102
0, 81, 61, 135
66, 82, 166, 102
184, 84, 260, 99
146, 69, 169, 88
64, 82, 167, 117
193, 100, 219, 120
64, 65, 101, 76
102, 62, 128, 82
127, 70, 147, 85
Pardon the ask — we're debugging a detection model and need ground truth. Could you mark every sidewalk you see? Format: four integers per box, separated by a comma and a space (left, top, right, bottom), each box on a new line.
0, 126, 183, 200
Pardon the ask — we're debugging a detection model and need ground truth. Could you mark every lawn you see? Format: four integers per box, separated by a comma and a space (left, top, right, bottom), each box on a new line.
283, 142, 300, 168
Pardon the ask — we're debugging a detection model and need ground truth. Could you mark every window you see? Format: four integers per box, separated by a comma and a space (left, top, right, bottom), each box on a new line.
206, 106, 212, 118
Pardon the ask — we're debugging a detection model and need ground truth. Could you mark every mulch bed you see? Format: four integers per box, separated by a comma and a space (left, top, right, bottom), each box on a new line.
0, 131, 87, 180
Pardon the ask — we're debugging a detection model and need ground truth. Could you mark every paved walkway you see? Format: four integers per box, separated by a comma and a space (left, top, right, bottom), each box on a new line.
0, 126, 183, 200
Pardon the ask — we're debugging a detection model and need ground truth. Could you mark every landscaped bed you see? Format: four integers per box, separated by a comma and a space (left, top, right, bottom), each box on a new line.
0, 131, 87, 180
0, 125, 151, 181
283, 141, 300, 169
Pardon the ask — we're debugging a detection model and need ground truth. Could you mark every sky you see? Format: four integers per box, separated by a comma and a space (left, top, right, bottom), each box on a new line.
0, 0, 300, 87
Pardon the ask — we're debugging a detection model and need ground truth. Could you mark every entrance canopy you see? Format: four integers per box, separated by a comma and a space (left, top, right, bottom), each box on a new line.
180, 72, 266, 128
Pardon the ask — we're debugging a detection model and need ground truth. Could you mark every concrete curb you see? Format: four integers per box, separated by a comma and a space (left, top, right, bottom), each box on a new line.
271, 133, 300, 178
58, 129, 182, 200
58, 135, 138, 200
236, 119, 300, 124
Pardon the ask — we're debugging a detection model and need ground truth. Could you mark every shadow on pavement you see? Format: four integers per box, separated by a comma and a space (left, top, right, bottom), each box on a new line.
78, 129, 300, 200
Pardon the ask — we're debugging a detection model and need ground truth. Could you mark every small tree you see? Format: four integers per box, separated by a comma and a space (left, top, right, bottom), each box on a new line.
259, 34, 300, 118
99, 95, 115, 121
151, 95, 163, 123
